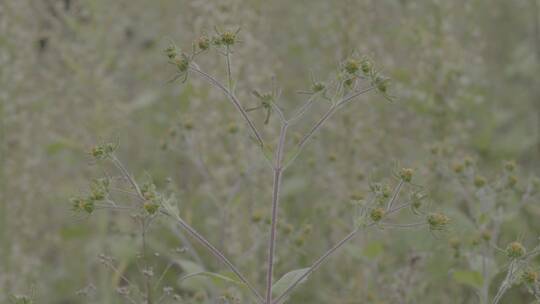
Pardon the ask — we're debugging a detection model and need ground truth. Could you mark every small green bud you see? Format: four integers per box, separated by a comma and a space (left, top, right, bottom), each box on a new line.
220, 31, 237, 46
71, 197, 94, 214
370, 207, 385, 222
480, 229, 492, 241
89, 142, 116, 160
374, 75, 389, 93
344, 59, 360, 74
164, 45, 177, 59
507, 175, 517, 188
312, 81, 325, 92
521, 269, 538, 284
452, 162, 464, 174
506, 241, 526, 259
360, 59, 372, 74
175, 55, 189, 72
144, 201, 160, 215
399, 168, 414, 183
504, 160, 516, 172
427, 212, 450, 230
197, 36, 210, 50
474, 175, 486, 188
251, 210, 263, 223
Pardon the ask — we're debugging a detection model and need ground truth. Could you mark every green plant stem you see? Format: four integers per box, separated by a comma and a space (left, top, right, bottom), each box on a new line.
265, 123, 288, 304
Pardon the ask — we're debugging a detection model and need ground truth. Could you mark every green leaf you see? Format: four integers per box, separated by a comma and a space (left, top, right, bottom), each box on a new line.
453, 269, 484, 289
176, 259, 247, 291
176, 259, 205, 273
272, 268, 310, 297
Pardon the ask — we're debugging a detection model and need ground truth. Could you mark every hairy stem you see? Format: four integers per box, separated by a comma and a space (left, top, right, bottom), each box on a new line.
265, 123, 288, 304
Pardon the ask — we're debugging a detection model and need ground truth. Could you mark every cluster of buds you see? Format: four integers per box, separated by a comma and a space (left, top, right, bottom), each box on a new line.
211, 28, 240, 48
71, 196, 95, 214
427, 212, 450, 231
71, 177, 111, 214
89, 178, 110, 201
140, 182, 161, 215
89, 142, 117, 160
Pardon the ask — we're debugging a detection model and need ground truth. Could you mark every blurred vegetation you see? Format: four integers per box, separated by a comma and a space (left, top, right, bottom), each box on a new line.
1, 0, 540, 303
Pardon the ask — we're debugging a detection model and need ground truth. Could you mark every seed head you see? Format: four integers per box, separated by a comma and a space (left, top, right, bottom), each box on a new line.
506, 241, 526, 259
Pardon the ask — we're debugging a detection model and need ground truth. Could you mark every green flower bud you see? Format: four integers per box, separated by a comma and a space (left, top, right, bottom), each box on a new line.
474, 176, 486, 188
197, 36, 210, 50
399, 168, 414, 183
370, 207, 385, 222
427, 212, 450, 230
506, 241, 526, 259
344, 59, 360, 74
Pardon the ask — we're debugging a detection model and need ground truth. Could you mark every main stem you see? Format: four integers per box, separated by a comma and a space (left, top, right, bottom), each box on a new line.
265, 123, 288, 304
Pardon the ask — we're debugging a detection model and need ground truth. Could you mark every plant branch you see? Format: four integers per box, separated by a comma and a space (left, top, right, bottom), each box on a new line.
168, 211, 265, 303
284, 86, 374, 169
189, 64, 265, 147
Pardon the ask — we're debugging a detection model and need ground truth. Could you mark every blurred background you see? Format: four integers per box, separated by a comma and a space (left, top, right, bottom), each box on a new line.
1, 0, 540, 303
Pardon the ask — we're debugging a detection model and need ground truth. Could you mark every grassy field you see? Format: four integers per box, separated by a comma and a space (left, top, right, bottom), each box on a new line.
2, 0, 540, 303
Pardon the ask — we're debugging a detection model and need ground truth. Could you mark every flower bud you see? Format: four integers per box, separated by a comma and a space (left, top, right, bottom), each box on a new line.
427, 212, 450, 230
370, 207, 385, 222
399, 168, 414, 183
506, 241, 526, 259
